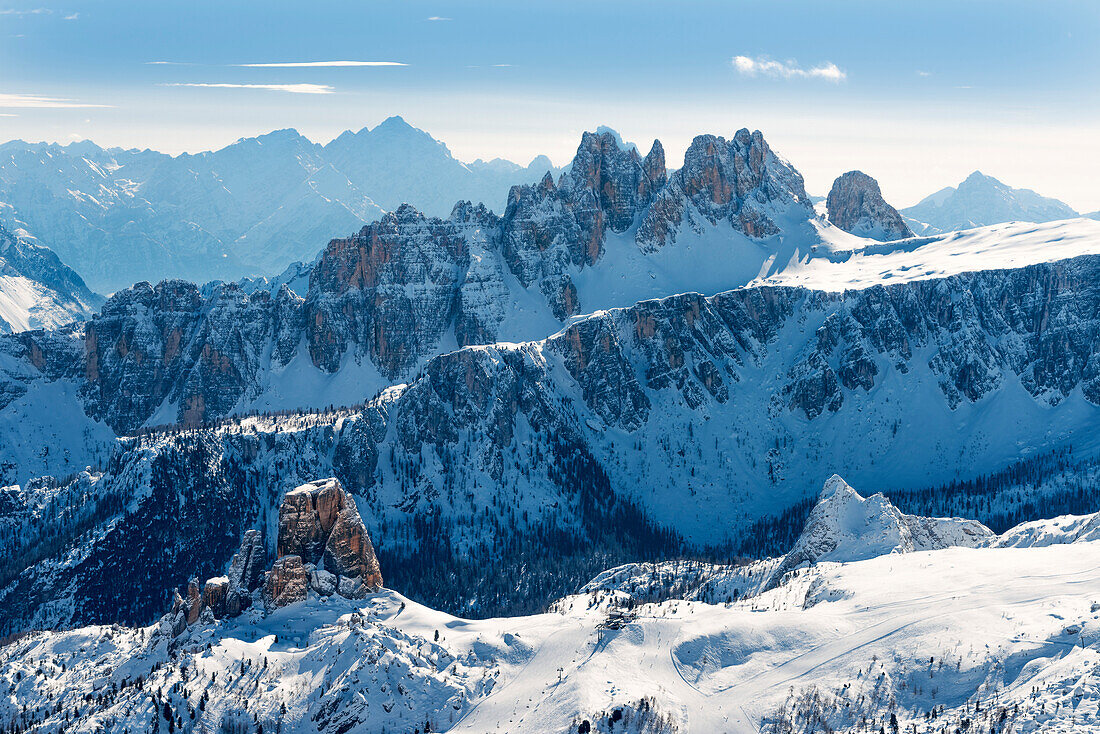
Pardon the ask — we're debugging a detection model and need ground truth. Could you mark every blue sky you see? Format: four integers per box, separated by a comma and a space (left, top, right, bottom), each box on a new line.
2, 0, 1098, 210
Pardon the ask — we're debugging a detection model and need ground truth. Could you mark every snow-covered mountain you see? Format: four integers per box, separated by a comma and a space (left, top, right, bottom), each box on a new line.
7, 476, 1100, 733
901, 171, 1080, 235
8, 243, 1100, 632
0, 219, 101, 332
323, 115, 562, 216
763, 475, 992, 588
0, 118, 561, 292
5, 124, 1100, 649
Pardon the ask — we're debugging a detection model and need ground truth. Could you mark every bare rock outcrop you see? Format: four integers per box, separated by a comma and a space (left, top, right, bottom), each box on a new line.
826, 170, 913, 242
225, 529, 266, 617
265, 478, 383, 608
263, 555, 309, 609
159, 478, 382, 634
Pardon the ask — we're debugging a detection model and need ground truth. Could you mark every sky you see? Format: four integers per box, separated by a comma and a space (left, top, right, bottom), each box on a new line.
1, 0, 1098, 211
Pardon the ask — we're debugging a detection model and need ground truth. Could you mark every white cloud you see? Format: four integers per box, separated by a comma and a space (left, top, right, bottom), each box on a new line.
0, 7, 75, 17
917, 70, 932, 77
427, 16, 451, 21
235, 61, 406, 68
162, 83, 335, 95
732, 55, 846, 82
0, 113, 16, 117
0, 93, 111, 108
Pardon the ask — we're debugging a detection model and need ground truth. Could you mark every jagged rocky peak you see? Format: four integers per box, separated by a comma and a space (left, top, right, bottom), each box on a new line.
160, 478, 383, 635
559, 129, 668, 232
637, 128, 813, 251
765, 474, 993, 589
80, 277, 297, 432
304, 203, 482, 375
826, 170, 914, 241
267, 477, 383, 607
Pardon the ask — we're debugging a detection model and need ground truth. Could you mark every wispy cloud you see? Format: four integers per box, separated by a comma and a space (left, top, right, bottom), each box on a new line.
0, 7, 76, 17
732, 55, 846, 82
0, 92, 111, 108
0, 113, 16, 117
917, 70, 932, 77
235, 61, 406, 68
162, 82, 334, 94
427, 16, 451, 21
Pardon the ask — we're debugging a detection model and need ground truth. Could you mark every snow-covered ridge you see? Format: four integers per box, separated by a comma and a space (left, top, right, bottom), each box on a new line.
759, 216, 1100, 291
763, 474, 994, 588
7, 517, 1100, 733
0, 220, 101, 332
8, 248, 1100, 631
900, 170, 1081, 236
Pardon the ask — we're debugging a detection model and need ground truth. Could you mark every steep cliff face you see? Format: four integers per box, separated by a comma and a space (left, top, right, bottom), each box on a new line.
303, 204, 481, 376
6, 254, 1100, 634
81, 279, 300, 432
637, 130, 813, 251
826, 170, 913, 241
0, 127, 830, 440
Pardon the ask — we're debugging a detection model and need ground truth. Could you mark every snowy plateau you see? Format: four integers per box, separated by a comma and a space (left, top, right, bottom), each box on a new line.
3, 124, 1100, 733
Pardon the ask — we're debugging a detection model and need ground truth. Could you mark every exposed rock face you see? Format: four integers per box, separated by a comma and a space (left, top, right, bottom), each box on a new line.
80, 279, 299, 432
764, 475, 994, 589
153, 478, 382, 630
826, 171, 913, 241
7, 254, 1100, 633
0, 127, 819, 438
323, 504, 384, 595
267, 478, 383, 608
637, 130, 812, 251
201, 577, 229, 619
166, 531, 269, 631
225, 529, 266, 617
263, 556, 309, 609
303, 204, 478, 376
277, 479, 346, 560
184, 578, 202, 625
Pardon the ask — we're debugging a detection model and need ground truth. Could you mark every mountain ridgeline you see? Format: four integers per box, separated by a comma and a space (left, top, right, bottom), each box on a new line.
0, 117, 563, 292
1, 127, 814, 441
5, 250, 1100, 632
3, 126, 1100, 635
0, 220, 102, 333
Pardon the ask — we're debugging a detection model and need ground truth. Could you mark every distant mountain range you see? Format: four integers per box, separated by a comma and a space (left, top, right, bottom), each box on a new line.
5, 126, 1100, 633
0, 217, 101, 333
0, 117, 561, 292
901, 170, 1081, 234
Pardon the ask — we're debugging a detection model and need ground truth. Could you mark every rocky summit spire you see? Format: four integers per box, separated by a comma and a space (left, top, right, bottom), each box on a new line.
826, 170, 914, 241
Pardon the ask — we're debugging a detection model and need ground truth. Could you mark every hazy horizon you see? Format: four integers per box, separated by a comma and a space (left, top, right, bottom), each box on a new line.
2, 0, 1099, 211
